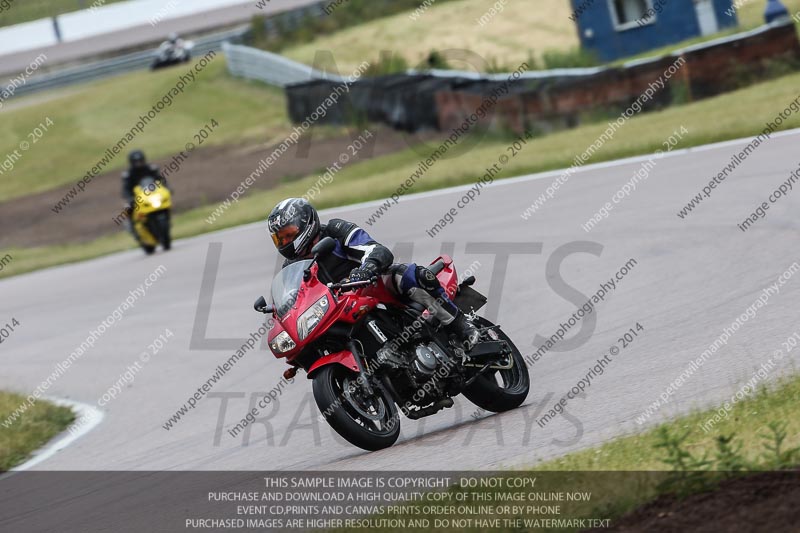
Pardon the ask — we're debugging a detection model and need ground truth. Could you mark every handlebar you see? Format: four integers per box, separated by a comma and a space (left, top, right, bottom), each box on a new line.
327, 277, 378, 291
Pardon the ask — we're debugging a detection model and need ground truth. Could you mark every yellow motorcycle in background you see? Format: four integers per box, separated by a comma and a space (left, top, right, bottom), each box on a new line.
132, 177, 172, 254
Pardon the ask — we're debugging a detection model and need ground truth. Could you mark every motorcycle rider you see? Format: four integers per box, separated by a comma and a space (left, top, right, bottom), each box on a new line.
163, 32, 184, 53
121, 150, 169, 238
151, 32, 190, 70
122, 150, 168, 205
267, 198, 480, 349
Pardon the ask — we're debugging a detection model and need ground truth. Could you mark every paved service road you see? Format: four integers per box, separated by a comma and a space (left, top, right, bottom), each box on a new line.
1, 130, 799, 471
0, 0, 320, 76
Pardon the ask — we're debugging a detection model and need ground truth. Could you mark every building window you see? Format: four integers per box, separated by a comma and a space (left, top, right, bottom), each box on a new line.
608, 0, 655, 30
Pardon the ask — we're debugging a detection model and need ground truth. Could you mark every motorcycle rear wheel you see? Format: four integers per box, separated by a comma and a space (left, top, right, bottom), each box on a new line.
312, 365, 399, 451
462, 316, 530, 413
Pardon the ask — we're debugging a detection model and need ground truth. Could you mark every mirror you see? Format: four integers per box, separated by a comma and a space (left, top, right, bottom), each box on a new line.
253, 295, 268, 313
311, 236, 336, 258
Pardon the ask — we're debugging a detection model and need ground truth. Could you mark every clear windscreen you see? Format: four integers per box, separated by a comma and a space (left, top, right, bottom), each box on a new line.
270, 260, 312, 317
139, 176, 157, 189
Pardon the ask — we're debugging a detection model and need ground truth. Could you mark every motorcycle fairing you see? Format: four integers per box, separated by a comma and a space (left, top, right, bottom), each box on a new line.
132, 180, 171, 245
307, 349, 359, 378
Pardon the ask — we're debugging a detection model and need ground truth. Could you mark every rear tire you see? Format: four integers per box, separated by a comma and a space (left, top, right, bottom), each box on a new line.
312, 365, 399, 451
463, 317, 529, 413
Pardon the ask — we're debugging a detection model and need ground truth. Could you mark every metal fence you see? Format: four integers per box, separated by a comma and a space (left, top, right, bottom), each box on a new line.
8, 25, 248, 100
222, 41, 352, 88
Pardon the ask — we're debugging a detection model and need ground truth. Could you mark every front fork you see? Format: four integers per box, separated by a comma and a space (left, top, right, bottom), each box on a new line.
346, 339, 375, 397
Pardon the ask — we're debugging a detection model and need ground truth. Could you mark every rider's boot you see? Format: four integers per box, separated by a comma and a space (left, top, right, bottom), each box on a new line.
444, 310, 480, 351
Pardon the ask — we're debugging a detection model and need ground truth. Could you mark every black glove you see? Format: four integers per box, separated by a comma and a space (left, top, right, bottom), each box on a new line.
349, 262, 378, 282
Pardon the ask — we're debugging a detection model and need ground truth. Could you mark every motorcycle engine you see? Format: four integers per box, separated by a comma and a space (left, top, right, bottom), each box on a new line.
410, 342, 449, 382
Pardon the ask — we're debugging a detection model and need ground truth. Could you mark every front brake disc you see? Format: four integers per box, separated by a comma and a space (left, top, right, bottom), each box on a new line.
342, 376, 386, 421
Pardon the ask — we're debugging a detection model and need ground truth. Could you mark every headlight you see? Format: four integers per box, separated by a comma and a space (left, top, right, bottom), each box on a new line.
269, 331, 296, 353
297, 296, 329, 340
150, 196, 162, 208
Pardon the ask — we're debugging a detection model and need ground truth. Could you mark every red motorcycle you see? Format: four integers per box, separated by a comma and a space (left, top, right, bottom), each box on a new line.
253, 237, 529, 451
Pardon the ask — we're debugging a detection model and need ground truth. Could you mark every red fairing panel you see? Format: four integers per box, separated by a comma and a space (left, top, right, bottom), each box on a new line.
432, 255, 458, 298
307, 349, 359, 378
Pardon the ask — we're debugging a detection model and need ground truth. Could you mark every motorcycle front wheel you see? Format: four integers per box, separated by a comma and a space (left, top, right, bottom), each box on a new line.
462, 316, 530, 413
312, 365, 399, 451
149, 211, 171, 250
158, 211, 171, 250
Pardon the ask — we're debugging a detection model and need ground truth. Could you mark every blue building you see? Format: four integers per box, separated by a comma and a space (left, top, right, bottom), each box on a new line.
571, 0, 740, 61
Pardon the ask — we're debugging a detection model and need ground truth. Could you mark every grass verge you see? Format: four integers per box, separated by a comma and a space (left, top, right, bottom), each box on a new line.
0, 391, 74, 472
737, 0, 800, 30
281, 0, 578, 73
538, 375, 800, 472
279, 0, 800, 72
3, 69, 800, 279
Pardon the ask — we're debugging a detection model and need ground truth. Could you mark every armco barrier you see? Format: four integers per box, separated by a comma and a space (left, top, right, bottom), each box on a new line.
222, 42, 343, 88
6, 26, 248, 101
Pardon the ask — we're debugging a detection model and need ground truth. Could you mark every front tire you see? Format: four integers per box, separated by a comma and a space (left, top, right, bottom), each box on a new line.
159, 211, 171, 250
463, 317, 529, 412
150, 211, 171, 250
312, 365, 399, 451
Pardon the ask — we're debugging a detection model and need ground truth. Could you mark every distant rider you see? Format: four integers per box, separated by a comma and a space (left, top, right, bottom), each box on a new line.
121, 150, 167, 209
120, 150, 170, 244
163, 33, 185, 53
267, 198, 480, 349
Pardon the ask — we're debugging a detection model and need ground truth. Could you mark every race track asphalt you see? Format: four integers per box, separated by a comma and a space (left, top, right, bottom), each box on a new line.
1, 130, 799, 471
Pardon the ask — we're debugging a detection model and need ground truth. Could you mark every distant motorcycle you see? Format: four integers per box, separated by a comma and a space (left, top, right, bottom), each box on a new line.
131, 177, 172, 254
253, 237, 530, 451
151, 41, 193, 70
